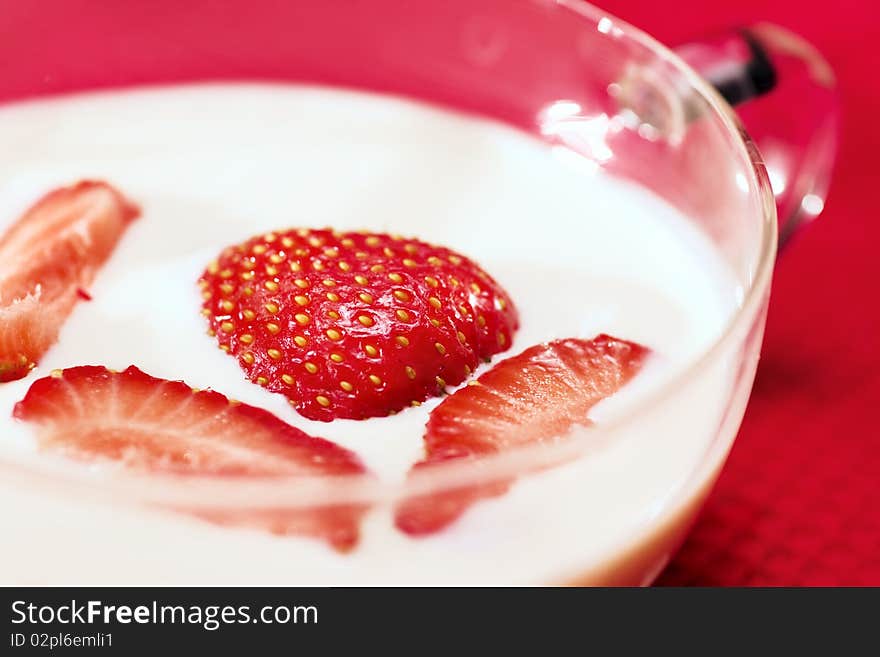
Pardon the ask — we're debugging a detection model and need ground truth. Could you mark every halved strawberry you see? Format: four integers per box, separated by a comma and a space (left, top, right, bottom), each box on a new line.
13, 365, 368, 551
395, 335, 650, 535
199, 229, 518, 421
0, 181, 139, 382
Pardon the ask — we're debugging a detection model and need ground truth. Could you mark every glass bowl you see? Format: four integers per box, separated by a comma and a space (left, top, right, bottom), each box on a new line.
0, 0, 836, 585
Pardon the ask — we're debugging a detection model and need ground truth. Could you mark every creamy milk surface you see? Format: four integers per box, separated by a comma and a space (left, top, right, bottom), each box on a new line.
0, 84, 741, 584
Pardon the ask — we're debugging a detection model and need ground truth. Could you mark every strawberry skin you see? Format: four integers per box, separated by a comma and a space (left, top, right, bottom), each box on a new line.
0, 181, 139, 382
395, 335, 650, 535
13, 365, 368, 550
199, 229, 518, 421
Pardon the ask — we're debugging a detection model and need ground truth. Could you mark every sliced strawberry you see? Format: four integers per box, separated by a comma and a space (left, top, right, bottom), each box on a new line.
0, 181, 139, 382
395, 335, 650, 535
199, 229, 518, 421
13, 365, 368, 551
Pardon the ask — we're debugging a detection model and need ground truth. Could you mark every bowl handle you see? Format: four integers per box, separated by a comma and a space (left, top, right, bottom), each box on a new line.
674, 25, 840, 247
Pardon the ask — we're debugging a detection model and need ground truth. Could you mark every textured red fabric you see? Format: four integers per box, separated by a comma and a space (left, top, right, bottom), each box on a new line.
598, 0, 880, 586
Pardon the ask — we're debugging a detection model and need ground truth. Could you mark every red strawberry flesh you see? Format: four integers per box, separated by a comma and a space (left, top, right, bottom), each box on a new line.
395, 335, 650, 535
13, 365, 368, 550
0, 181, 139, 382
199, 229, 518, 421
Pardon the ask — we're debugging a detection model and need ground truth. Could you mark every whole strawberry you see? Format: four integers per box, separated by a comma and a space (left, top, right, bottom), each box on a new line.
199, 229, 518, 421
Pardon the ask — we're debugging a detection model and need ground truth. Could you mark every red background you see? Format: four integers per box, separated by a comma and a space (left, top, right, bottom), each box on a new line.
598, 0, 880, 586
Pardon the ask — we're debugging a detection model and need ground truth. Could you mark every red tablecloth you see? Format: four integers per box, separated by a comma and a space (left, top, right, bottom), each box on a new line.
598, 0, 880, 586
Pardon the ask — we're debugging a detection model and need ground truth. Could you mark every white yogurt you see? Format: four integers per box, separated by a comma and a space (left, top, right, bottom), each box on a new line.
0, 84, 741, 584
